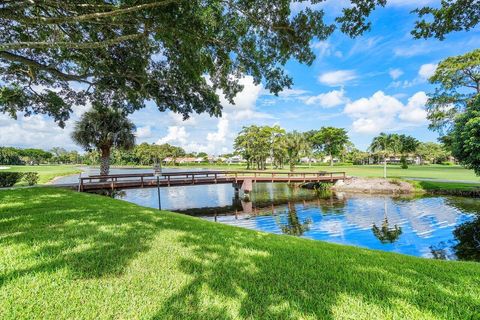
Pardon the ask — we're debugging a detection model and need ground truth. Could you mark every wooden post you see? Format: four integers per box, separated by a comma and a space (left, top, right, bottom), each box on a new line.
141, 176, 144, 188
168, 175, 171, 186
215, 173, 218, 183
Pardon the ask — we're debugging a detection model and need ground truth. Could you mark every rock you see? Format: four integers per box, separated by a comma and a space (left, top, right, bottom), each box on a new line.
331, 177, 413, 194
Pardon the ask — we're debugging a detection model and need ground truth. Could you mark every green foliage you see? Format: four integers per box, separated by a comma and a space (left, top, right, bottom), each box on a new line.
416, 142, 451, 164
337, 0, 480, 40
0, 171, 23, 187
234, 125, 285, 170
72, 105, 136, 175
427, 49, 480, 132
0, 1, 337, 126
22, 172, 39, 186
285, 131, 309, 171
451, 96, 480, 175
308, 127, 349, 166
0, 147, 22, 165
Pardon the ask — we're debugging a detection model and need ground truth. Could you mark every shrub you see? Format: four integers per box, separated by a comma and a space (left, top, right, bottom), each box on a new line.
400, 156, 408, 169
0, 172, 24, 187
23, 172, 39, 186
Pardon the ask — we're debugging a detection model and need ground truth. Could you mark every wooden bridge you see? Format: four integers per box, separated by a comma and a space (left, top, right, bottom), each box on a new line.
77, 170, 347, 192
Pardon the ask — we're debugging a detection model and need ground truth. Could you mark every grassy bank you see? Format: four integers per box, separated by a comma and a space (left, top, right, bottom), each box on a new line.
1, 188, 479, 319
1, 165, 81, 184
409, 180, 480, 196
171, 163, 480, 182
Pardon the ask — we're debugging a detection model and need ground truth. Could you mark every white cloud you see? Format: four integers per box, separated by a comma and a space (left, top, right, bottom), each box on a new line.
156, 126, 189, 145
344, 91, 428, 134
312, 41, 342, 58
398, 92, 429, 123
207, 117, 229, 143
318, 70, 357, 86
389, 68, 404, 80
135, 126, 152, 139
390, 63, 438, 88
393, 43, 432, 57
304, 89, 349, 108
418, 63, 437, 81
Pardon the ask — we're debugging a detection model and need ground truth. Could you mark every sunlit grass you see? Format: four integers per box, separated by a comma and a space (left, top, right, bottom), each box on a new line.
1, 165, 81, 184
0, 188, 479, 319
171, 163, 480, 182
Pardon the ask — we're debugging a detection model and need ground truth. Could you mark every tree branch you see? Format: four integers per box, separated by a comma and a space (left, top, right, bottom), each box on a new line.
0, 33, 145, 50
4, 1, 178, 24
0, 51, 91, 83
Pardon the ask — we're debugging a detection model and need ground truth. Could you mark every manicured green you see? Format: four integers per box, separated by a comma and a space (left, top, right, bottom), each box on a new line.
413, 181, 480, 191
1, 165, 81, 184
1, 188, 479, 319
171, 163, 480, 182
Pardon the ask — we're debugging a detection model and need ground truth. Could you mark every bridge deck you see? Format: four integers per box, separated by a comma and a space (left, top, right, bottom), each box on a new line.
77, 170, 346, 192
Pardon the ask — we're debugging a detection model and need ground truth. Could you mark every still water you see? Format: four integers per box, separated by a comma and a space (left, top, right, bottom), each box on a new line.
111, 182, 479, 261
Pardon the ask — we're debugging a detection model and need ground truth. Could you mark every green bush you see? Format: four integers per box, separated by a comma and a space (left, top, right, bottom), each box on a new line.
23, 172, 39, 186
0, 172, 24, 187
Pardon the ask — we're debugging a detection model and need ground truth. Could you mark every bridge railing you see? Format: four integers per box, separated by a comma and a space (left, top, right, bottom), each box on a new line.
78, 170, 346, 191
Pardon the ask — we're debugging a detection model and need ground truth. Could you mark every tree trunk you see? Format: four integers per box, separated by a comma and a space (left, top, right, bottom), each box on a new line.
100, 147, 111, 176
383, 157, 387, 179
330, 153, 333, 167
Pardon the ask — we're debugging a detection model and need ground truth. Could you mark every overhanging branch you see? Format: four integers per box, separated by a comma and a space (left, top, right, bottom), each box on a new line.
0, 51, 91, 83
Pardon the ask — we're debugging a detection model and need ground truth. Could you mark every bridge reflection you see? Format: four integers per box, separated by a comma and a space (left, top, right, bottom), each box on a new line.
175, 190, 347, 221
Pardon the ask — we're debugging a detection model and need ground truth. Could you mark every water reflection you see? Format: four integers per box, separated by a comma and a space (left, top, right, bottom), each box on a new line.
279, 203, 312, 236
112, 182, 479, 261
428, 197, 480, 261
371, 199, 402, 244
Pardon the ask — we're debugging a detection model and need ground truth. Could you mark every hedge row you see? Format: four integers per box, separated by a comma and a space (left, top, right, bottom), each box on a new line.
0, 172, 39, 187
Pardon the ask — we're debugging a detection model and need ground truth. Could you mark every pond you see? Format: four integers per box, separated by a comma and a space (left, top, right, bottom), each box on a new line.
109, 182, 479, 262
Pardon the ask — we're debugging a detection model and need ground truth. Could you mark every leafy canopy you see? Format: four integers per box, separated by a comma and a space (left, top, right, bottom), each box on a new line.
1, 1, 477, 126
0, 0, 334, 126
337, 0, 480, 40
427, 49, 480, 132
451, 96, 480, 175
71, 105, 136, 154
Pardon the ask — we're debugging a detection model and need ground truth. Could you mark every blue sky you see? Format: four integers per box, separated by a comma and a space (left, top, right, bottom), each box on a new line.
2, 0, 480, 154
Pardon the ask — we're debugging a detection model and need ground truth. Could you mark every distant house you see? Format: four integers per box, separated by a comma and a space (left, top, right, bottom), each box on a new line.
163, 157, 204, 164
321, 155, 339, 164
226, 155, 244, 164
299, 157, 318, 164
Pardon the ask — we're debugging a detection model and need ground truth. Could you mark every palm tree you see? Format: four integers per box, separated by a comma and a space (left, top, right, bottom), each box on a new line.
72, 105, 136, 176
398, 135, 420, 169
285, 131, 309, 171
369, 133, 400, 178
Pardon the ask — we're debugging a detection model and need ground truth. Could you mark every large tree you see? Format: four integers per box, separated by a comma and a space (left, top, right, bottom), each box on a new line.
0, 1, 336, 126
397, 134, 419, 169
285, 131, 309, 171
309, 127, 349, 166
451, 96, 480, 175
426, 49, 480, 133
2, 1, 475, 126
71, 105, 136, 175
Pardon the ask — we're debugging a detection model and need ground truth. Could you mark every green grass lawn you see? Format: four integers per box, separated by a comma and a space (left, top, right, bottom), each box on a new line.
413, 180, 480, 191
1, 188, 479, 319
169, 163, 480, 181
1, 165, 81, 184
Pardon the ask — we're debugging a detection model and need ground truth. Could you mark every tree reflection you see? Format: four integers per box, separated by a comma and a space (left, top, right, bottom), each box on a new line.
453, 216, 480, 262
280, 203, 312, 236
435, 198, 480, 262
372, 199, 402, 244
